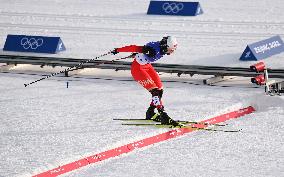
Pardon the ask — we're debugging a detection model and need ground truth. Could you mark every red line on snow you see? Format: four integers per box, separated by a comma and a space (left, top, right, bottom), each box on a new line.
33, 106, 255, 177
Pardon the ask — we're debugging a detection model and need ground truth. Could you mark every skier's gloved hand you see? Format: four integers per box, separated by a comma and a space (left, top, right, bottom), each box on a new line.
111, 48, 119, 55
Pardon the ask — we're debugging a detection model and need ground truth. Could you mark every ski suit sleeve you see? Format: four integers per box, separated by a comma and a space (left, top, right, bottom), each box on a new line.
116, 45, 143, 53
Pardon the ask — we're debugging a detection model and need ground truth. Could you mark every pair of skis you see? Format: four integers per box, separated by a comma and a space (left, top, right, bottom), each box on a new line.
113, 118, 241, 132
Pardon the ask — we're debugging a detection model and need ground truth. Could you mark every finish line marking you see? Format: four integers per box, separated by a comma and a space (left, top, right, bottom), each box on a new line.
33, 106, 255, 177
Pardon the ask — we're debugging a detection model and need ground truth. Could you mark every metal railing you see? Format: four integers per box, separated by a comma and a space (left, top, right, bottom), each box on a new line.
1, 54, 284, 78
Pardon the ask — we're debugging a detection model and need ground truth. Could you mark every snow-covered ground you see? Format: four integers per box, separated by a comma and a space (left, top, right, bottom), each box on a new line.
0, 0, 284, 177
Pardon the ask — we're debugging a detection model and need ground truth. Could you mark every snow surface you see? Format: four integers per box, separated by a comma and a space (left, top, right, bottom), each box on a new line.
0, 0, 284, 177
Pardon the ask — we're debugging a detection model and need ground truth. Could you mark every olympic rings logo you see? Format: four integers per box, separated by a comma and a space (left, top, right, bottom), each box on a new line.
21, 37, 43, 50
162, 2, 184, 14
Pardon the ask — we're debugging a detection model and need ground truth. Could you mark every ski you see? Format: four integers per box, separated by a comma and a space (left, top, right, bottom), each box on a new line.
114, 118, 227, 126
121, 122, 188, 128
122, 121, 205, 128
114, 118, 190, 124
122, 123, 241, 132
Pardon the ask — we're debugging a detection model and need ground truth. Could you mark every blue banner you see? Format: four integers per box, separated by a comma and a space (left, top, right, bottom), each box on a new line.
240, 35, 284, 61
3, 34, 66, 54
147, 1, 203, 16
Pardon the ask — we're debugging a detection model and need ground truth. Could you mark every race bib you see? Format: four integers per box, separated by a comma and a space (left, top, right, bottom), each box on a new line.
135, 53, 149, 65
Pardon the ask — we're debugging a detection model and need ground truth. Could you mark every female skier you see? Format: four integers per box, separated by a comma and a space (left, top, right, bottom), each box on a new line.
111, 36, 179, 126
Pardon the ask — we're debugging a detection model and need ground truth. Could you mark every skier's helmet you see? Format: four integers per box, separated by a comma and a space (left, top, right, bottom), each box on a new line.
160, 36, 177, 55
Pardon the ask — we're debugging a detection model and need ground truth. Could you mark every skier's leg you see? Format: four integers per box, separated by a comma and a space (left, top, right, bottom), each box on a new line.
147, 66, 179, 126
146, 64, 164, 113
143, 64, 166, 120
131, 61, 179, 126
131, 61, 159, 120
149, 88, 178, 125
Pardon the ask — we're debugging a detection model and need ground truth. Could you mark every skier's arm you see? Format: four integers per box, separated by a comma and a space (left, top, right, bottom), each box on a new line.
111, 45, 143, 55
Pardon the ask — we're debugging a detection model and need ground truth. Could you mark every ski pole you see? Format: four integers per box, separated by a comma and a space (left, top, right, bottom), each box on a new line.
68, 53, 136, 72
24, 52, 136, 87
24, 52, 111, 87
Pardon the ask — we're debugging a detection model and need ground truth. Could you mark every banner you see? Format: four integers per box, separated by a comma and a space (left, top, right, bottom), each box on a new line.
3, 34, 66, 54
240, 35, 284, 61
147, 1, 203, 16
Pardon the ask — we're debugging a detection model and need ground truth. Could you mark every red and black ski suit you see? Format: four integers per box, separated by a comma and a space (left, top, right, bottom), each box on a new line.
115, 43, 167, 110
116, 44, 163, 91
114, 41, 179, 126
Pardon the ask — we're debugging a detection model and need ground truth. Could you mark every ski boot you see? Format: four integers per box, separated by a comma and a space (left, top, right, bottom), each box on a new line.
159, 111, 180, 127
146, 105, 161, 122
146, 105, 155, 120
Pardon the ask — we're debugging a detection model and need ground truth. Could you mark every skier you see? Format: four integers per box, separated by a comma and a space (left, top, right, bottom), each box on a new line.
111, 36, 179, 126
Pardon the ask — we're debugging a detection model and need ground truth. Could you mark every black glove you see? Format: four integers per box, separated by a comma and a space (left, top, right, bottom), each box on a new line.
142, 46, 156, 57
111, 48, 119, 55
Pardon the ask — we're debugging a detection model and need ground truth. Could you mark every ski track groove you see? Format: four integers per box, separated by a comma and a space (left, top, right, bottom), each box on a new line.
0, 23, 280, 39
1, 11, 283, 39
1, 11, 284, 26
